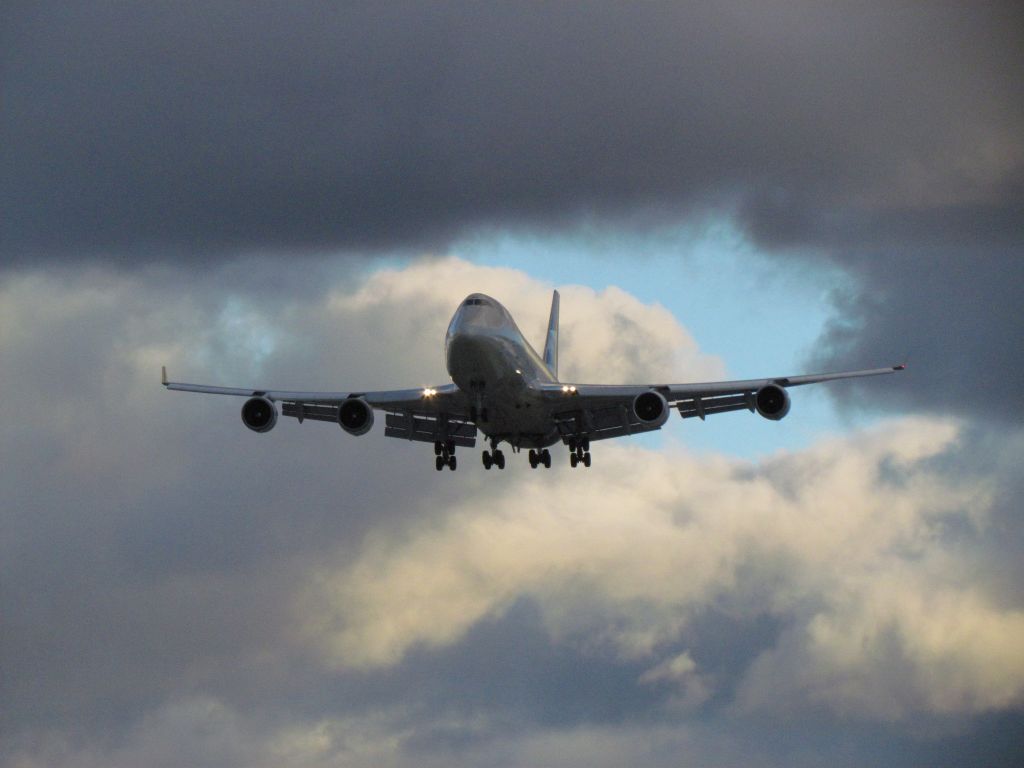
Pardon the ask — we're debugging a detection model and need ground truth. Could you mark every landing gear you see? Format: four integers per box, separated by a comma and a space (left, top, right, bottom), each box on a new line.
482, 448, 505, 470
528, 449, 552, 469
568, 439, 591, 468
435, 441, 457, 471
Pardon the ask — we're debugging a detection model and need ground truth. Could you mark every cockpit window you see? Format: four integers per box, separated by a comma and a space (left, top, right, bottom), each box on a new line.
463, 298, 491, 306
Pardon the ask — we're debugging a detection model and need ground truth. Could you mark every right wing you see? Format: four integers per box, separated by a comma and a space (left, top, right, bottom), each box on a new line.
535, 364, 905, 444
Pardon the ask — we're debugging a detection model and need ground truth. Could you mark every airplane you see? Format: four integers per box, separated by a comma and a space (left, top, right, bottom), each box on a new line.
163, 290, 904, 471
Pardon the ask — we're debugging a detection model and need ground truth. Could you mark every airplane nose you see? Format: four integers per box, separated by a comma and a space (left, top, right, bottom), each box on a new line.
446, 323, 505, 385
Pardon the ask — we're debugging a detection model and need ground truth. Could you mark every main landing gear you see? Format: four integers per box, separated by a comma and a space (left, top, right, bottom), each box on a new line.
528, 449, 552, 469
482, 438, 506, 470
434, 440, 457, 471
568, 439, 591, 468
481, 448, 505, 470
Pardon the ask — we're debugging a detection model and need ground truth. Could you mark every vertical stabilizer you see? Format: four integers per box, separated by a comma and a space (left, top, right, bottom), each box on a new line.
543, 289, 560, 378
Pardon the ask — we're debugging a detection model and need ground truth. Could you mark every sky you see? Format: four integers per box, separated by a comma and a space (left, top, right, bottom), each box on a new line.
1, 3, 1023, 767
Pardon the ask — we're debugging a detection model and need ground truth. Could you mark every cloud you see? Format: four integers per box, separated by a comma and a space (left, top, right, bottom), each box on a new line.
0, 259, 719, 737
2, 697, 408, 768
2, 3, 1019, 264
301, 257, 725, 386
738, 577, 1024, 719
801, 250, 1024, 423
1, 258, 1020, 767
299, 414, 1024, 719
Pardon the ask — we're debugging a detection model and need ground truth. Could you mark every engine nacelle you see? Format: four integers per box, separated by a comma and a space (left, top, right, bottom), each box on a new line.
241, 396, 277, 433
755, 384, 791, 421
632, 390, 670, 428
338, 397, 374, 436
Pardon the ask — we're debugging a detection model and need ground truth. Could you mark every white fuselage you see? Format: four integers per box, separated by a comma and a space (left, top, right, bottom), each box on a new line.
445, 293, 561, 448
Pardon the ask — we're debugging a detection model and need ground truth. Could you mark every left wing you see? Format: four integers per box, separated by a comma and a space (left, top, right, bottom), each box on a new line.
161, 367, 477, 447
536, 364, 905, 444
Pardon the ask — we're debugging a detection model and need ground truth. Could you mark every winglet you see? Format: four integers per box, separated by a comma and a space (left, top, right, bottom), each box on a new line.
161, 365, 168, 385
543, 290, 560, 378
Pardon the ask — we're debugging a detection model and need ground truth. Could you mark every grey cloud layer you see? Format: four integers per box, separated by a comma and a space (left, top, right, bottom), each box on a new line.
807, 250, 1024, 423
2, 262, 1021, 767
2, 3, 1020, 261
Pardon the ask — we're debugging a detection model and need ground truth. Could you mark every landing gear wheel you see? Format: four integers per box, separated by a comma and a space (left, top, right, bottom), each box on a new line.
435, 456, 445, 471
434, 441, 443, 456
482, 451, 493, 470
570, 453, 579, 468
583, 452, 591, 467
448, 455, 457, 471
494, 450, 505, 470
542, 449, 551, 468
528, 450, 538, 469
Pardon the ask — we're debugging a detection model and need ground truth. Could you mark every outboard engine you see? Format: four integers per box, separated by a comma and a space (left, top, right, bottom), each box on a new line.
755, 384, 791, 421
632, 390, 670, 428
338, 397, 374, 436
241, 396, 277, 433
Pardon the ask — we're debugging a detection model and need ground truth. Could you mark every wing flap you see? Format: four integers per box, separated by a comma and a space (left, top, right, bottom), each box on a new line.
281, 402, 339, 423
553, 404, 663, 443
676, 393, 753, 420
384, 413, 477, 447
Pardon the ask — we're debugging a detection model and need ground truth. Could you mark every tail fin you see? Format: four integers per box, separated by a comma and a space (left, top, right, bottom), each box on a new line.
543, 290, 559, 378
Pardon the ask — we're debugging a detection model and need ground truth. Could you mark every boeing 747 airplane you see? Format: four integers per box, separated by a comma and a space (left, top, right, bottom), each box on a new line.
164, 291, 904, 471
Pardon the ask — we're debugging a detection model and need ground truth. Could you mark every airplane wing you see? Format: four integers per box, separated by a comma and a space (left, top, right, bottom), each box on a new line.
537, 364, 905, 444
162, 368, 478, 447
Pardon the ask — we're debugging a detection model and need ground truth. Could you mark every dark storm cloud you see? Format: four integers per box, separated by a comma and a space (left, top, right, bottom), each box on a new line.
2, 2, 1020, 264
797, 246, 1024, 423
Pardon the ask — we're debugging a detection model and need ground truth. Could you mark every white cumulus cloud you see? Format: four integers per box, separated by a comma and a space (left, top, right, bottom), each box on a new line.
299, 416, 1023, 719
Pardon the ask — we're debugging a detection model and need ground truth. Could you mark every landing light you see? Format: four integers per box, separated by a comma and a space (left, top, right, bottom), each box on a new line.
423, 388, 437, 397
561, 385, 577, 393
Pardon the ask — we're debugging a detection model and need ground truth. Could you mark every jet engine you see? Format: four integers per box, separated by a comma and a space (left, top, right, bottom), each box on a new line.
755, 384, 791, 421
241, 396, 277, 433
633, 390, 670, 428
338, 397, 374, 436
